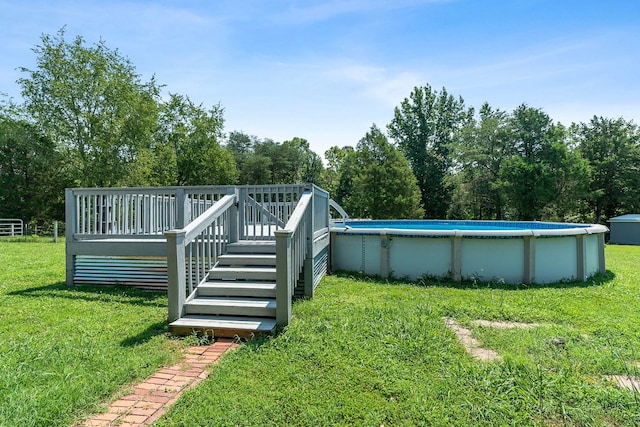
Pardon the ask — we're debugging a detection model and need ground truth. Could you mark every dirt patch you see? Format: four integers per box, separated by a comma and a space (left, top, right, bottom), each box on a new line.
471, 319, 543, 329
444, 317, 501, 362
605, 375, 640, 392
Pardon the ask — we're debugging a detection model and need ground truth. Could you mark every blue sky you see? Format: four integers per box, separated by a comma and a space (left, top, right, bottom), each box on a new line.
1, 0, 639, 158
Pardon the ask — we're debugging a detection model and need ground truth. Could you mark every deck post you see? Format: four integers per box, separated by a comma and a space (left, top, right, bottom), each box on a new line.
275, 230, 292, 326
176, 188, 187, 229
238, 187, 247, 240
65, 189, 76, 286
166, 230, 187, 322
304, 184, 315, 297
228, 187, 239, 244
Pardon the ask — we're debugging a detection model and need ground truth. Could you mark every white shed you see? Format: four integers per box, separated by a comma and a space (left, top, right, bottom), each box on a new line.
609, 214, 640, 245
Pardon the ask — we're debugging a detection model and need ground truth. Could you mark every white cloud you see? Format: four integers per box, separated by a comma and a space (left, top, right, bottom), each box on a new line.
271, 0, 452, 24
326, 63, 424, 106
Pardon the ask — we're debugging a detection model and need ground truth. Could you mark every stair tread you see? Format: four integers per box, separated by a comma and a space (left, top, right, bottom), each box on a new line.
217, 254, 276, 266
199, 282, 276, 289
211, 266, 276, 272
170, 315, 276, 331
186, 297, 276, 308
226, 241, 276, 254
229, 240, 275, 246
219, 254, 276, 259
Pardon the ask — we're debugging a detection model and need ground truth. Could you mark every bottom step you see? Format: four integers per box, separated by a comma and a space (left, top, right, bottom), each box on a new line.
169, 315, 277, 338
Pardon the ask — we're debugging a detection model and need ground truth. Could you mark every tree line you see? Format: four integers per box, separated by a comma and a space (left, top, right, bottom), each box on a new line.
1, 30, 638, 226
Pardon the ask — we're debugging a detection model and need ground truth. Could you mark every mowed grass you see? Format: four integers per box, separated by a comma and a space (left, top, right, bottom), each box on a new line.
158, 244, 640, 427
1, 240, 639, 426
0, 239, 185, 427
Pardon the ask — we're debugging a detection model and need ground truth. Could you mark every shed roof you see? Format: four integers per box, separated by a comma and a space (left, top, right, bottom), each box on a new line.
609, 214, 640, 223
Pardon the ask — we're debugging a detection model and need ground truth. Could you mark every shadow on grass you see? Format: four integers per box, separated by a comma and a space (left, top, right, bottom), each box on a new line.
331, 270, 616, 291
7, 281, 166, 307
120, 321, 169, 347
9, 282, 172, 347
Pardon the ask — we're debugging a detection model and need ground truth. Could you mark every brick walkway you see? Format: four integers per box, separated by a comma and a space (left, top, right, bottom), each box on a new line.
78, 338, 239, 427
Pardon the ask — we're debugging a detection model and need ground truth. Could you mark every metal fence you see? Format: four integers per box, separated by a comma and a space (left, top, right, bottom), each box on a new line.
0, 219, 24, 236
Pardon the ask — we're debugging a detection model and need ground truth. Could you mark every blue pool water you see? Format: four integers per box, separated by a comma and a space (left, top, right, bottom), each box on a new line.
342, 220, 578, 231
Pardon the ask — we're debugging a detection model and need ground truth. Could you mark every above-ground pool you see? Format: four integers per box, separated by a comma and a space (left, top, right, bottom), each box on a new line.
330, 220, 608, 284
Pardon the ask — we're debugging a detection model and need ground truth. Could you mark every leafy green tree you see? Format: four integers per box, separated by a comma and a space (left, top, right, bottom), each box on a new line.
332, 146, 358, 211
321, 145, 352, 196
339, 125, 423, 219
537, 129, 591, 221
388, 85, 470, 218
242, 154, 273, 185
227, 131, 260, 184
450, 103, 511, 219
0, 114, 69, 222
573, 116, 640, 222
18, 29, 161, 187
501, 105, 588, 221
149, 93, 237, 186
248, 137, 323, 185
253, 139, 290, 184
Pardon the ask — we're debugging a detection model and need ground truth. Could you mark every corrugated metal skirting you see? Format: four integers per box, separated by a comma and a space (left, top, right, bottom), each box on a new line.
313, 247, 329, 290
74, 256, 168, 290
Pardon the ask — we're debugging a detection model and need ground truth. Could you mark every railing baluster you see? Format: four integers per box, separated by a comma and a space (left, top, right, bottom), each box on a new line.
200, 231, 206, 283
187, 242, 193, 295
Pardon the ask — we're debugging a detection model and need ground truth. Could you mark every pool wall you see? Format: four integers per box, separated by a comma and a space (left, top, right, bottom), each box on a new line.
330, 221, 607, 284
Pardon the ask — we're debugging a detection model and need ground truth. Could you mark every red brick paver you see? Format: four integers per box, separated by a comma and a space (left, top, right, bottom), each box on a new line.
77, 338, 239, 427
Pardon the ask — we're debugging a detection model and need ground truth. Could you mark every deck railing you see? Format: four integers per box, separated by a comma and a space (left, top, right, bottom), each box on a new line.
67, 186, 233, 238
66, 184, 331, 328
275, 185, 330, 326
238, 185, 306, 240
166, 193, 236, 322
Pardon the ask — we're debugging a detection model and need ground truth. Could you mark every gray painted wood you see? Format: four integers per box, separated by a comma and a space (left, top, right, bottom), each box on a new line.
184, 297, 276, 317
196, 281, 276, 298
66, 184, 332, 335
208, 267, 277, 281
217, 254, 276, 266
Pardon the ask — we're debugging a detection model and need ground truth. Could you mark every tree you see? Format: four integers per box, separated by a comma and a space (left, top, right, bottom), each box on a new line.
450, 103, 511, 219
226, 131, 260, 184
321, 145, 352, 196
150, 93, 237, 186
338, 125, 423, 219
18, 28, 161, 187
247, 137, 323, 185
0, 114, 69, 223
500, 105, 588, 221
573, 116, 640, 222
388, 85, 470, 218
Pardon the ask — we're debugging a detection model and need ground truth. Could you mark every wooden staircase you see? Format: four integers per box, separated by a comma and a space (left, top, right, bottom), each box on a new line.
169, 241, 278, 338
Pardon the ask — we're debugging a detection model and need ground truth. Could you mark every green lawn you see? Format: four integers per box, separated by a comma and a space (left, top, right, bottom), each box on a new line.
1, 240, 639, 426
0, 239, 185, 427
157, 244, 640, 427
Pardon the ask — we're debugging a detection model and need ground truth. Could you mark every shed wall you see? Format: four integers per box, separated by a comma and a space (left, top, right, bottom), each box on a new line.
609, 222, 640, 245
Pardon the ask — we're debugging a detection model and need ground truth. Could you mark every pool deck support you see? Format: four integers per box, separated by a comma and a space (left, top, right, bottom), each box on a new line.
523, 236, 535, 284
451, 235, 462, 282
380, 234, 391, 278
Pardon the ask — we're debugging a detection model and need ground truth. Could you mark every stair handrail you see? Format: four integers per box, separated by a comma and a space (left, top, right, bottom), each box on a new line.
243, 194, 286, 228
182, 194, 235, 242
165, 193, 237, 322
329, 199, 349, 221
274, 189, 313, 326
